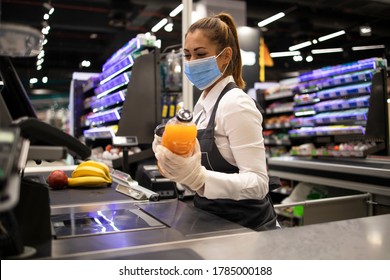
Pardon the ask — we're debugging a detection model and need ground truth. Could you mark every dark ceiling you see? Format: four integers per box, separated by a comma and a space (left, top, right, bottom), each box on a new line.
1, 0, 390, 95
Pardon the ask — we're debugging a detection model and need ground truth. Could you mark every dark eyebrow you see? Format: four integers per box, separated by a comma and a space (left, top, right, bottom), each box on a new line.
183, 47, 207, 52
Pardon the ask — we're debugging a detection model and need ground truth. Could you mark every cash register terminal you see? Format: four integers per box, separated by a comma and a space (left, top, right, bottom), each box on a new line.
0, 52, 91, 161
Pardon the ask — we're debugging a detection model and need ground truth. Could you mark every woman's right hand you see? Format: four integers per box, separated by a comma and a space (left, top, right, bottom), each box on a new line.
155, 140, 205, 193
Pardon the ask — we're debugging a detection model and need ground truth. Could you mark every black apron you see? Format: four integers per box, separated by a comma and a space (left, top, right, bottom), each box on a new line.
194, 82, 278, 231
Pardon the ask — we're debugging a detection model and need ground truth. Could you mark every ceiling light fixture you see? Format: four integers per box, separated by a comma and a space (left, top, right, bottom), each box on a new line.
151, 18, 168, 33
293, 55, 303, 62
164, 20, 173, 32
270, 51, 301, 58
352, 44, 385, 51
30, 78, 38, 84
359, 26, 371, 36
80, 60, 91, 68
289, 40, 312, 51
311, 48, 343, 54
305, 55, 313, 62
258, 12, 285, 27
169, 3, 183, 17
43, 2, 55, 15
38, 50, 45, 59
41, 26, 50, 35
288, 30, 346, 52
257, 6, 297, 28
318, 30, 345, 42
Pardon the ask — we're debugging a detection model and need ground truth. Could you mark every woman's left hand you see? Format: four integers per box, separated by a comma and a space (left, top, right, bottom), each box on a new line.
155, 140, 205, 192
152, 134, 162, 154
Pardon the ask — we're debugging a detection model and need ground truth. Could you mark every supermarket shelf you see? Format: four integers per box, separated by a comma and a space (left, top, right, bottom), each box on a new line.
264, 139, 291, 146
266, 106, 294, 114
265, 123, 291, 129
264, 90, 294, 101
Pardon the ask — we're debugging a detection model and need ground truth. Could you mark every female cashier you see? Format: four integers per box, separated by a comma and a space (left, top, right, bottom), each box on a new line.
154, 12, 278, 231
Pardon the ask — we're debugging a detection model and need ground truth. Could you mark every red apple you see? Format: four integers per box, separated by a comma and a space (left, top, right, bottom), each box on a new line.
47, 170, 68, 189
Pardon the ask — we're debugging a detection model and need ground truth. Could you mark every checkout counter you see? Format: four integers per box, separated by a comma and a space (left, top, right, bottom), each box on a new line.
13, 165, 251, 259
6, 163, 388, 260
268, 156, 390, 196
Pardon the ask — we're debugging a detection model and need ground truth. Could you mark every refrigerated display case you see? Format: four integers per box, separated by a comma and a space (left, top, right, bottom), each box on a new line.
70, 35, 161, 170
288, 57, 388, 157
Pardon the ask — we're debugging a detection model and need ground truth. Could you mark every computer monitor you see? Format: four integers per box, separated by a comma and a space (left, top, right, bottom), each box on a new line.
0, 56, 91, 160
116, 50, 161, 145
0, 56, 38, 125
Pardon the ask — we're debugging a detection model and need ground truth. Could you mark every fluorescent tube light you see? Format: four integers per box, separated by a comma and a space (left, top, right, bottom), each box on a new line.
289, 40, 312, 51
258, 12, 285, 27
169, 4, 183, 17
311, 48, 343, 54
270, 51, 300, 58
318, 30, 345, 42
151, 18, 168, 33
352, 45, 385, 51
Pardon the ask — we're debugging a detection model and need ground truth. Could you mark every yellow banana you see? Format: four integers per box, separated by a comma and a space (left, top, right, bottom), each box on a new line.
72, 165, 111, 181
77, 160, 110, 178
67, 176, 111, 187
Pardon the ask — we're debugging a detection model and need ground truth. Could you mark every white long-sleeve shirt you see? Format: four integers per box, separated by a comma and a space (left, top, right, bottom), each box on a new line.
193, 76, 269, 200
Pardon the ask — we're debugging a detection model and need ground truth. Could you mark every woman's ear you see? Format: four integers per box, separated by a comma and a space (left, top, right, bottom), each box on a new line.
224, 47, 233, 62
219, 47, 232, 70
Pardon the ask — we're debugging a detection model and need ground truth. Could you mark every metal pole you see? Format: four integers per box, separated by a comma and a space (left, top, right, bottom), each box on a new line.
273, 193, 371, 209
182, 0, 193, 111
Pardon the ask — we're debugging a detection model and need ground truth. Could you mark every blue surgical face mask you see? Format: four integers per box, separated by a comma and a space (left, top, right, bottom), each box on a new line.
183, 49, 228, 90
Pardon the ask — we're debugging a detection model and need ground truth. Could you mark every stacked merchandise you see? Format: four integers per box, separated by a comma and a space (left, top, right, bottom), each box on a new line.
288, 57, 388, 158
260, 81, 295, 157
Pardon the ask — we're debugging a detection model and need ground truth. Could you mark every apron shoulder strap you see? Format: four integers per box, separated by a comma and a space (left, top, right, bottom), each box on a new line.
205, 82, 237, 129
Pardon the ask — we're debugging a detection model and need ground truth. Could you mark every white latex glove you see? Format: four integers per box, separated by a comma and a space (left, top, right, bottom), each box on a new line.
152, 134, 162, 154
155, 139, 205, 192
